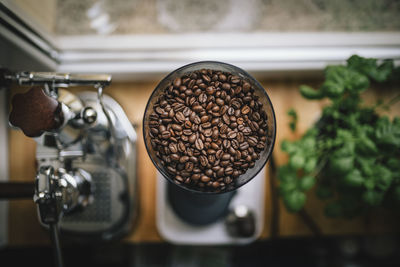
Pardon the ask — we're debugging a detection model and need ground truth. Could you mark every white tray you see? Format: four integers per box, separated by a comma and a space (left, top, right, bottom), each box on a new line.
156, 167, 266, 245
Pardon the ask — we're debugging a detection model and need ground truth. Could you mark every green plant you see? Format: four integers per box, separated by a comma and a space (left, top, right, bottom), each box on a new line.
278, 55, 400, 218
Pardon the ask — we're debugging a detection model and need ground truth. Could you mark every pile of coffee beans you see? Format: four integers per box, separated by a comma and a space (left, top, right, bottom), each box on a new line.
148, 68, 269, 192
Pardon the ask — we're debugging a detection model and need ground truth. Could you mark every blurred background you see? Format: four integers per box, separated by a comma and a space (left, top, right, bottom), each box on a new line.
1, 0, 400, 266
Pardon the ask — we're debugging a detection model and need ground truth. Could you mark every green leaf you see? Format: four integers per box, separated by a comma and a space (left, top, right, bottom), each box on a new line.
374, 165, 392, 191
356, 157, 374, 177
343, 169, 364, 187
281, 140, 297, 154
362, 190, 384, 206
289, 153, 306, 169
329, 156, 354, 176
356, 136, 378, 155
278, 165, 297, 182
283, 191, 306, 212
372, 60, 394, 82
345, 71, 369, 93
279, 181, 297, 195
287, 108, 298, 132
347, 55, 394, 82
321, 80, 344, 98
300, 85, 323, 100
375, 116, 400, 151
299, 175, 316, 191
304, 157, 317, 174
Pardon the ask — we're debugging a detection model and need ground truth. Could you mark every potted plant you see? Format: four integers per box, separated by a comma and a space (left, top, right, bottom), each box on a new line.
278, 55, 400, 218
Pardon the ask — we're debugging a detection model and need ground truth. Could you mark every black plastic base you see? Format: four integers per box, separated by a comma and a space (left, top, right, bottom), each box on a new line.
167, 182, 236, 226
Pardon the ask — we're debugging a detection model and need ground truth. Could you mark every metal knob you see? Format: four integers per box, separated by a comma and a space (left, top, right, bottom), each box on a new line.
9, 87, 64, 137
225, 205, 256, 238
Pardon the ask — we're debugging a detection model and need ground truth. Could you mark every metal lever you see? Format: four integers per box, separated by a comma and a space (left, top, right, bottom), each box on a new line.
6, 72, 112, 88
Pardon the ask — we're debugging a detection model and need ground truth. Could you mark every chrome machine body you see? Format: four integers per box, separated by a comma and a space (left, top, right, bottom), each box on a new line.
6, 72, 138, 241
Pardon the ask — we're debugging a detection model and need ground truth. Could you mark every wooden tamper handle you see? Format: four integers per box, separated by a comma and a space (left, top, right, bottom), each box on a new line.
9, 87, 64, 137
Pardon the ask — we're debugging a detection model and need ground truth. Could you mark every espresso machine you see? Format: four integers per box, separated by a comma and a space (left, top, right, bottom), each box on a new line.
2, 71, 138, 266
143, 62, 276, 245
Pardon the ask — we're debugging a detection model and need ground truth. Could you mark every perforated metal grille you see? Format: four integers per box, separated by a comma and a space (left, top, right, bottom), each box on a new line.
62, 171, 111, 223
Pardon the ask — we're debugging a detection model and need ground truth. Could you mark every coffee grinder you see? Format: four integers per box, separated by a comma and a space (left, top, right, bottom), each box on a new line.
143, 62, 276, 245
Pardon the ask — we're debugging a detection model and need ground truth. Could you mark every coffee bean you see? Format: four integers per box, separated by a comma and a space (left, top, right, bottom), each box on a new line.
222, 153, 231, 161
183, 129, 192, 135
192, 105, 203, 113
216, 98, 224, 106
216, 149, 223, 159
231, 100, 241, 109
195, 138, 204, 150
170, 154, 179, 161
201, 175, 211, 183
252, 112, 261, 121
217, 168, 225, 177
207, 149, 216, 155
194, 115, 201, 124
169, 143, 178, 153
173, 78, 182, 88
219, 74, 227, 82
247, 136, 258, 147
202, 122, 211, 128
178, 141, 186, 152
222, 83, 231, 90
243, 82, 251, 93
202, 74, 211, 83
175, 112, 185, 122
200, 115, 209, 123
206, 86, 215, 95
180, 156, 189, 163
204, 128, 212, 137
161, 131, 171, 139
172, 124, 182, 131
199, 93, 207, 103
199, 155, 208, 167
220, 105, 228, 115
192, 174, 200, 181
225, 167, 233, 175
212, 181, 220, 188
224, 176, 232, 184
222, 114, 230, 124
241, 105, 251, 115
212, 128, 219, 140
227, 131, 237, 139
239, 142, 249, 150
189, 134, 196, 143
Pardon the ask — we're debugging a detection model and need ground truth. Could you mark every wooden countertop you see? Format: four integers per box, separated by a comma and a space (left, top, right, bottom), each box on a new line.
7, 80, 400, 246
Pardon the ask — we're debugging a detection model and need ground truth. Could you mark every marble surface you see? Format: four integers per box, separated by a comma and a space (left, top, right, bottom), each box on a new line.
55, 0, 400, 35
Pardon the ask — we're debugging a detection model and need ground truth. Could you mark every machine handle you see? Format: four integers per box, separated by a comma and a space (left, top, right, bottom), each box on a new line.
9, 87, 64, 137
